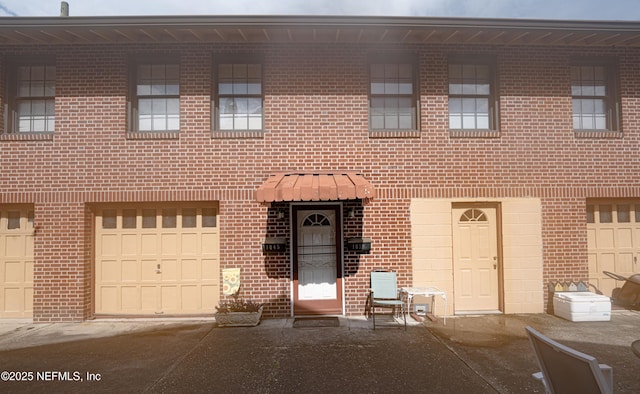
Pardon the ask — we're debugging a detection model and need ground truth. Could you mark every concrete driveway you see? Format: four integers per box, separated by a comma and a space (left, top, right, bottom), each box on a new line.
425, 309, 640, 393
0, 311, 638, 393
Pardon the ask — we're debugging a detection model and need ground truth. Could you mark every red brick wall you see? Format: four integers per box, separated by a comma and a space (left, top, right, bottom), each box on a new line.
1, 43, 639, 321
32, 201, 88, 322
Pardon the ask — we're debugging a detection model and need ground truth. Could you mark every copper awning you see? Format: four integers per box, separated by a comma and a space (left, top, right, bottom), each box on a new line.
255, 172, 376, 203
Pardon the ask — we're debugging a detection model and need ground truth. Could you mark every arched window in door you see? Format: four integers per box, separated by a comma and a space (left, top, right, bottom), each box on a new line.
303, 213, 331, 227
459, 208, 487, 222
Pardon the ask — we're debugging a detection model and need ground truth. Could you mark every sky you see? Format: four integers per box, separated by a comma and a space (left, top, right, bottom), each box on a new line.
0, 0, 639, 21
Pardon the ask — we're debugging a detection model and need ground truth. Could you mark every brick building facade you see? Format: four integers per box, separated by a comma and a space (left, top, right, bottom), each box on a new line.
1, 16, 639, 321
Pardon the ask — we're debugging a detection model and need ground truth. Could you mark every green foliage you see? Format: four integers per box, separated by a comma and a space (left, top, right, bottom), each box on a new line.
215, 293, 263, 313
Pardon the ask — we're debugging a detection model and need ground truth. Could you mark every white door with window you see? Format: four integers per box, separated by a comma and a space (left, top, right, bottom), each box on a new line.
452, 206, 500, 313
293, 207, 342, 315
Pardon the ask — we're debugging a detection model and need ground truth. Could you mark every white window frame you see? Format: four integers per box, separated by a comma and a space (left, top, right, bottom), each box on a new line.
129, 55, 180, 133
214, 54, 264, 132
6, 57, 56, 134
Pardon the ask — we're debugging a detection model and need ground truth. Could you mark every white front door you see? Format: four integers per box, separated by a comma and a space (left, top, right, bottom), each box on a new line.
452, 205, 500, 313
293, 206, 342, 315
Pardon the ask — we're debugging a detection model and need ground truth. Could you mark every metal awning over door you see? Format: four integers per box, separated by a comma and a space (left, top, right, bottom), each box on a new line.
255, 172, 376, 203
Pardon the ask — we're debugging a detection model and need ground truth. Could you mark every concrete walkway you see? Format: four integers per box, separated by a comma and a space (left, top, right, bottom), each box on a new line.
0, 311, 638, 393
425, 309, 640, 393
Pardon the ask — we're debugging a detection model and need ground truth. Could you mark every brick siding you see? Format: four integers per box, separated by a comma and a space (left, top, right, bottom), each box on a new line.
1, 42, 639, 321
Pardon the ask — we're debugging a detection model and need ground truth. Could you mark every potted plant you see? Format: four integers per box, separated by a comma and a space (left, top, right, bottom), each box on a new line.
215, 292, 264, 327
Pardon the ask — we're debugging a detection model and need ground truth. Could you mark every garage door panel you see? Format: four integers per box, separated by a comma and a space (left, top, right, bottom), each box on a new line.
121, 260, 138, 282
600, 253, 615, 272
201, 285, 217, 309
181, 233, 198, 255
587, 228, 596, 247
588, 252, 597, 274
3, 288, 21, 311
598, 278, 615, 295
588, 202, 640, 299
161, 234, 178, 255
140, 234, 157, 255
161, 259, 178, 281
202, 233, 219, 255
96, 205, 220, 315
3, 286, 32, 314
160, 286, 178, 310
598, 229, 615, 248
121, 234, 138, 255
121, 287, 139, 310
25, 261, 33, 282
140, 286, 157, 310
1, 207, 34, 318
201, 259, 217, 280
99, 234, 119, 257
618, 253, 634, 272
4, 261, 25, 283
99, 287, 118, 311
24, 288, 33, 313
181, 286, 198, 310
181, 259, 198, 280
5, 236, 27, 257
25, 236, 34, 258
141, 260, 158, 281
100, 260, 120, 282
617, 228, 633, 248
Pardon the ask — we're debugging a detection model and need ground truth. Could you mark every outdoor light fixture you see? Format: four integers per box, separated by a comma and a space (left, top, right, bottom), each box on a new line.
347, 208, 355, 218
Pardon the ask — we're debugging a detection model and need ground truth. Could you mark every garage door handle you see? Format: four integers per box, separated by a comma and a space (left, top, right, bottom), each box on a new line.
155, 263, 162, 274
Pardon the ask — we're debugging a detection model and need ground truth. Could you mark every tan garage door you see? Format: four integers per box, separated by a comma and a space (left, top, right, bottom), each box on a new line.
0, 206, 34, 318
587, 201, 640, 298
95, 204, 220, 315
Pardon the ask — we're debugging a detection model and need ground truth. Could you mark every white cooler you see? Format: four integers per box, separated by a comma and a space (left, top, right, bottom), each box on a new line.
553, 292, 611, 322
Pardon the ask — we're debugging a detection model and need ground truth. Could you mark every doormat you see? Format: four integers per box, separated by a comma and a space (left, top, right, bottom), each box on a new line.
293, 317, 340, 328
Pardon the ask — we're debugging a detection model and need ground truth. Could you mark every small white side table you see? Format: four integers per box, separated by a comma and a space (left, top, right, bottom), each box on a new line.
401, 287, 447, 325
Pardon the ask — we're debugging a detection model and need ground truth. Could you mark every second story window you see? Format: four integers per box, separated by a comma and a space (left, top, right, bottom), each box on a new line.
6, 60, 56, 133
448, 57, 497, 131
130, 58, 180, 132
369, 55, 417, 131
571, 60, 619, 131
215, 55, 263, 131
